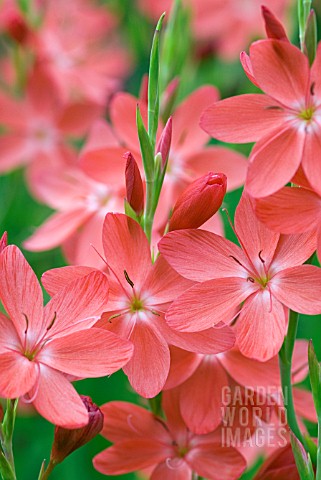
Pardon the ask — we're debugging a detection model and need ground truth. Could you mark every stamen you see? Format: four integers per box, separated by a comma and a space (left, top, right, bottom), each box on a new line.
124, 270, 134, 288
264, 105, 283, 110
90, 243, 132, 301
46, 311, 57, 331
247, 277, 255, 283
229, 255, 254, 277
23, 313, 29, 335
258, 250, 269, 277
310, 82, 315, 95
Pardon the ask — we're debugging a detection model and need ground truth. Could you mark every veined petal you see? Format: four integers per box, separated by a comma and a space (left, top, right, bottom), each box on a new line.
0, 134, 30, 173
185, 147, 248, 192
31, 364, 89, 428
41, 266, 98, 296
255, 187, 321, 234
271, 231, 316, 271
23, 209, 92, 251
43, 271, 109, 338
0, 352, 38, 398
186, 443, 246, 480
311, 43, 321, 100
250, 40, 309, 107
0, 312, 21, 354
220, 349, 281, 390
235, 193, 279, 269
236, 291, 287, 361
0, 246, 44, 341
79, 146, 128, 184
271, 265, 321, 314
38, 328, 133, 377
144, 255, 194, 305
100, 401, 170, 443
159, 230, 247, 282
123, 316, 170, 398
103, 213, 151, 291
151, 460, 192, 479
164, 348, 201, 390
200, 94, 286, 143
301, 125, 321, 198
246, 126, 305, 198
94, 440, 169, 475
110, 92, 145, 152
172, 86, 219, 153
180, 357, 228, 434
166, 277, 255, 332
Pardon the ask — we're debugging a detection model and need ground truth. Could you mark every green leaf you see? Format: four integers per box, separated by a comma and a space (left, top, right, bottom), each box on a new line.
308, 340, 321, 419
0, 452, 16, 480
148, 13, 165, 149
298, 0, 312, 51
291, 432, 315, 480
136, 106, 155, 181
304, 9, 317, 66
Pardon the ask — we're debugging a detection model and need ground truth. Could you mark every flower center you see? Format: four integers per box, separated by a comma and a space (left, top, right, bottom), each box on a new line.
130, 296, 144, 312
298, 106, 315, 122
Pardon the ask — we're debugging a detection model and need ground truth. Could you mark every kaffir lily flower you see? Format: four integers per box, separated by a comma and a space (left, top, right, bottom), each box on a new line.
201, 38, 321, 198
93, 390, 246, 479
159, 194, 321, 361
0, 246, 133, 427
41, 213, 236, 398
164, 341, 315, 435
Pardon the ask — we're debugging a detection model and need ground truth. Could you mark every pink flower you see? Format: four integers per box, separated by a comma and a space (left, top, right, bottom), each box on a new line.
0, 67, 102, 173
93, 390, 246, 479
0, 245, 133, 427
253, 444, 298, 479
159, 193, 320, 360
255, 184, 321, 263
41, 213, 236, 398
164, 341, 315, 435
201, 39, 321, 198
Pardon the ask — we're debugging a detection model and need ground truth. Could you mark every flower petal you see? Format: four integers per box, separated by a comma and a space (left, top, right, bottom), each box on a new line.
301, 125, 321, 198
246, 126, 305, 198
39, 328, 133, 377
43, 271, 109, 338
124, 316, 170, 398
166, 278, 255, 332
236, 291, 287, 361
250, 39, 309, 107
159, 230, 247, 282
103, 213, 151, 291
41, 266, 97, 296
31, 364, 89, 427
151, 460, 192, 480
0, 352, 38, 398
200, 94, 286, 143
271, 265, 321, 314
0, 245, 44, 341
271, 231, 316, 271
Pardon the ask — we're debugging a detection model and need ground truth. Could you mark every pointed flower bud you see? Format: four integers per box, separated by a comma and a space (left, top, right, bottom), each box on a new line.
261, 6, 289, 42
124, 152, 144, 216
168, 172, 227, 232
156, 116, 172, 168
3, 10, 30, 44
0, 232, 8, 253
50, 396, 104, 464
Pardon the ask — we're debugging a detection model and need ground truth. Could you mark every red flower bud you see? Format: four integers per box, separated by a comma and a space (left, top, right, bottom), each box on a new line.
50, 396, 103, 464
0, 232, 8, 253
261, 6, 289, 42
156, 117, 172, 168
3, 10, 30, 44
124, 152, 144, 216
168, 172, 227, 231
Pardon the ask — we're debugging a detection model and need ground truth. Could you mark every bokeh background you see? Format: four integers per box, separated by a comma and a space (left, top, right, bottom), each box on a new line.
0, 0, 321, 478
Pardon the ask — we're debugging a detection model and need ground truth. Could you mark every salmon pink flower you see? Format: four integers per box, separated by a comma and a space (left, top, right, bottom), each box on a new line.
0, 68, 102, 174
93, 390, 246, 479
41, 213, 236, 398
159, 193, 321, 360
201, 39, 321, 198
255, 185, 321, 262
253, 444, 298, 480
164, 341, 315, 435
0, 246, 133, 427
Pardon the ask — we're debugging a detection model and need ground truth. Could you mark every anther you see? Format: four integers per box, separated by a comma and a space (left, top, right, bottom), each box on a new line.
124, 270, 134, 288
23, 313, 29, 335
47, 311, 57, 331
229, 255, 244, 267
258, 250, 265, 263
247, 277, 255, 283
310, 82, 315, 95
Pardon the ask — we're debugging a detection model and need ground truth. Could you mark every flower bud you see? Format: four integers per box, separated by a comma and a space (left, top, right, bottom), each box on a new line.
156, 116, 172, 169
124, 152, 144, 216
0, 232, 8, 253
3, 10, 30, 44
50, 396, 103, 464
168, 172, 227, 232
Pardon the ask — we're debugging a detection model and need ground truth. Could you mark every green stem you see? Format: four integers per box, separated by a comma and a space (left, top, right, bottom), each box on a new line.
0, 400, 18, 480
279, 310, 307, 448
38, 459, 57, 480
143, 179, 155, 243
317, 434, 321, 480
